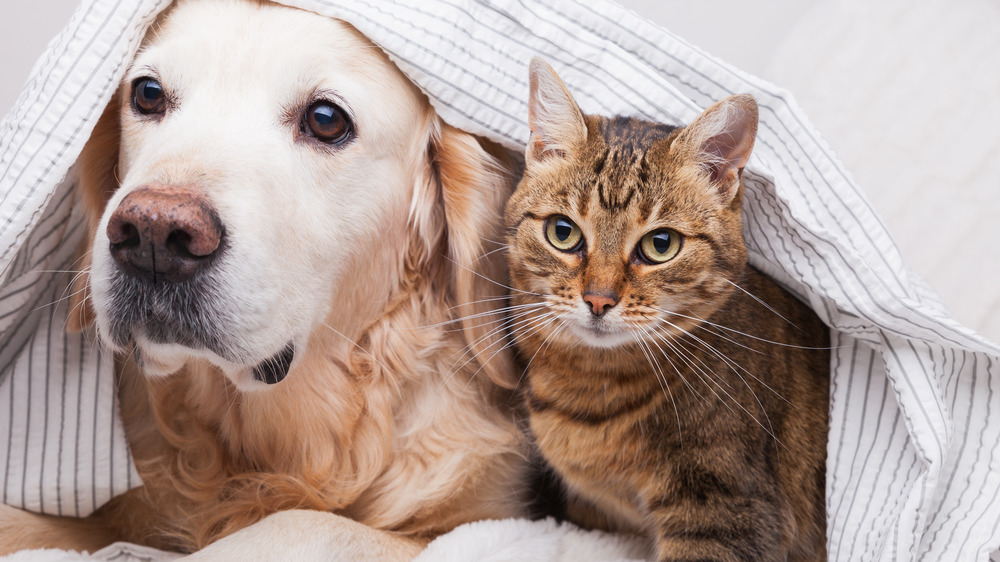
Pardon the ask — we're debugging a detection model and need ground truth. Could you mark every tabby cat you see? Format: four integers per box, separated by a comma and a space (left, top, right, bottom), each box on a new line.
505, 58, 830, 561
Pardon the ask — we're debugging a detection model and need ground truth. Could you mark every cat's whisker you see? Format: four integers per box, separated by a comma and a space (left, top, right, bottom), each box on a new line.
643, 323, 784, 448
655, 314, 795, 407
437, 308, 547, 335
625, 325, 683, 446
450, 306, 553, 360
422, 302, 547, 331
646, 327, 735, 406
455, 311, 562, 391
444, 311, 557, 386
672, 334, 786, 452
442, 311, 549, 378
444, 295, 516, 311
690, 322, 768, 356
628, 321, 704, 403
445, 257, 546, 297
651, 307, 830, 351
514, 317, 570, 393
722, 279, 799, 331
652, 319, 787, 449
475, 244, 510, 262
442, 310, 554, 376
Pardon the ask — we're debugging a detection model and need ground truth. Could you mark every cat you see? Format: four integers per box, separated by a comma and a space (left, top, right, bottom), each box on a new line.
504, 58, 830, 561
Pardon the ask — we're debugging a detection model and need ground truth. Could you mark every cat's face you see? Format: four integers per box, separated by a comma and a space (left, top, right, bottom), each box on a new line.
505, 59, 758, 350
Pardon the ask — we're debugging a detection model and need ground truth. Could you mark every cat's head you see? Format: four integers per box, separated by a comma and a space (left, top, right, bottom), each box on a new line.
505, 58, 758, 349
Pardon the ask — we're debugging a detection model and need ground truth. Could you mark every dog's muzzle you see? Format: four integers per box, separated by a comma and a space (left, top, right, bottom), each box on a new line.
102, 184, 234, 356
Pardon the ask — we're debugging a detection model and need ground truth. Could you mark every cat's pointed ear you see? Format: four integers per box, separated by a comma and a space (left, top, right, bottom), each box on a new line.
527, 57, 587, 163
677, 94, 758, 204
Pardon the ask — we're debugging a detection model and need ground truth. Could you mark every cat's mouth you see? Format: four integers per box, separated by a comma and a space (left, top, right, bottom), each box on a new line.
567, 317, 635, 349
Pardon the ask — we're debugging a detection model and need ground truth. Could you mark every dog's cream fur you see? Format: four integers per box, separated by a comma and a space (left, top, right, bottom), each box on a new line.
0, 0, 529, 558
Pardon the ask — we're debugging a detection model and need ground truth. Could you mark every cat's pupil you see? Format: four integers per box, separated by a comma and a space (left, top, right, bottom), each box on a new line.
555, 220, 573, 241
652, 232, 671, 253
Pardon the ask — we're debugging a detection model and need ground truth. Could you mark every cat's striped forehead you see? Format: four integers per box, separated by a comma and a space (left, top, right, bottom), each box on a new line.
561, 115, 680, 223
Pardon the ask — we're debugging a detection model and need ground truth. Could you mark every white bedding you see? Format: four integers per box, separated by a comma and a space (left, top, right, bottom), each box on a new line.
1, 0, 999, 560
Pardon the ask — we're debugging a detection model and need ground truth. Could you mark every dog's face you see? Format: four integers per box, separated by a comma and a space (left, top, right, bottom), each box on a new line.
84, 0, 444, 390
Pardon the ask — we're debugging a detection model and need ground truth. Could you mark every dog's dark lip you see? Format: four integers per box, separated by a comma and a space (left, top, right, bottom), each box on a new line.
252, 343, 295, 385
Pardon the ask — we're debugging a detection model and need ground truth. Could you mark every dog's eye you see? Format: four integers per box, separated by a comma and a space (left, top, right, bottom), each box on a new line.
132, 78, 167, 115
303, 101, 352, 144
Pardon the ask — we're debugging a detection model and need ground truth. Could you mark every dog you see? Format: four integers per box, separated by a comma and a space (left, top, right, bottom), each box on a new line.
0, 0, 531, 558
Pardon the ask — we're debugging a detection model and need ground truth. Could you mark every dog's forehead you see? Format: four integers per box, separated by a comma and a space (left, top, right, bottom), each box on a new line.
129, 0, 420, 121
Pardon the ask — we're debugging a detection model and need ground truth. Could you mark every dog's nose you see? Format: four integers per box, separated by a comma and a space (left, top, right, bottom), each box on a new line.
107, 186, 224, 283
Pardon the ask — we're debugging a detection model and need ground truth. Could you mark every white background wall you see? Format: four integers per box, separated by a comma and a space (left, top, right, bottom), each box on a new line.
2, 0, 997, 342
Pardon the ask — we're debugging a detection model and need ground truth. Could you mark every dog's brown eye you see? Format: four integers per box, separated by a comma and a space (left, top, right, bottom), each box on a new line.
303, 101, 352, 144
132, 78, 166, 115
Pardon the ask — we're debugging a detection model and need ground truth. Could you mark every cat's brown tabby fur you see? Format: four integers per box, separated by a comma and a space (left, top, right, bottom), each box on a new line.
505, 58, 830, 561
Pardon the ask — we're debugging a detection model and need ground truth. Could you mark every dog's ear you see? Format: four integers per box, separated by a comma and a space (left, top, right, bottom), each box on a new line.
68, 94, 121, 333
417, 121, 518, 389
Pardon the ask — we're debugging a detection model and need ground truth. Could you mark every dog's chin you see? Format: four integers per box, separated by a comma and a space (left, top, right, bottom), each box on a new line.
130, 336, 297, 391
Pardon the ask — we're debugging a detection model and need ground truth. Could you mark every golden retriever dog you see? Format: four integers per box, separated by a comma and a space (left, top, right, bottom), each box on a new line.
0, 0, 531, 558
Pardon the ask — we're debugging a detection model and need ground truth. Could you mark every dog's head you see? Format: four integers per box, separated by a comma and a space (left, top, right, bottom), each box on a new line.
71, 0, 513, 391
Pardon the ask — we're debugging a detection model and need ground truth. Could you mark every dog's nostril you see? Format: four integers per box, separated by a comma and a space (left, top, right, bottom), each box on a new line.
119, 223, 141, 248
166, 230, 195, 258
108, 218, 141, 247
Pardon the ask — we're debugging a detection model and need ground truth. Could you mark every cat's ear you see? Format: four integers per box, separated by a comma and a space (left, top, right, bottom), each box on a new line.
677, 94, 758, 204
526, 57, 587, 163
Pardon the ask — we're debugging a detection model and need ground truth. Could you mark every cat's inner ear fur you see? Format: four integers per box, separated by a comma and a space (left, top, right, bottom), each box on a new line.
677, 94, 758, 204
526, 57, 587, 163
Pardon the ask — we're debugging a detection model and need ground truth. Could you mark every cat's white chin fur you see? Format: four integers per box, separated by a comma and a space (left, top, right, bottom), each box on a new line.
567, 321, 636, 349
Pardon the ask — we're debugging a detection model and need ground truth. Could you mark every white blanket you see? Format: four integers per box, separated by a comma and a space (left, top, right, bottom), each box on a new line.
1, 0, 998, 560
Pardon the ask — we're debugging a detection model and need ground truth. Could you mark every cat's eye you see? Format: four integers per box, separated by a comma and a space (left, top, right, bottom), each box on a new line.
132, 77, 166, 115
545, 216, 583, 252
638, 229, 682, 264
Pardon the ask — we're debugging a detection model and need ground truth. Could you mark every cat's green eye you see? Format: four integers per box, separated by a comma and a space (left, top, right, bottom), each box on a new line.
545, 216, 583, 252
638, 229, 682, 264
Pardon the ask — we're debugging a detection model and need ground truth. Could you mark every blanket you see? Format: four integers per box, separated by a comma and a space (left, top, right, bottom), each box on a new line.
1, 0, 999, 560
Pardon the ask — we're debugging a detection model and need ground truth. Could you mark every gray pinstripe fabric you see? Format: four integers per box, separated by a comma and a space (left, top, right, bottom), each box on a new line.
1, 0, 997, 559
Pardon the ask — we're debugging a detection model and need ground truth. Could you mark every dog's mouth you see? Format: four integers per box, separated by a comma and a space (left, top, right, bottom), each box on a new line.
252, 343, 295, 385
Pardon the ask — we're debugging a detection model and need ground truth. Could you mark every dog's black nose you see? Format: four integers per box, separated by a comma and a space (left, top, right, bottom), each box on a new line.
107, 186, 224, 283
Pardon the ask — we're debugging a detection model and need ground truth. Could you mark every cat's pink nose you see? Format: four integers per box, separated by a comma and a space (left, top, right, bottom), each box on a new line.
583, 293, 617, 316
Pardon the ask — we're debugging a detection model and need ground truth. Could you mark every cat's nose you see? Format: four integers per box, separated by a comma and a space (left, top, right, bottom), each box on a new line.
583, 292, 618, 316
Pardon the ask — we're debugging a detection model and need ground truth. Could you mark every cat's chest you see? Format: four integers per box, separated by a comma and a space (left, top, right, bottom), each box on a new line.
526, 364, 664, 530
